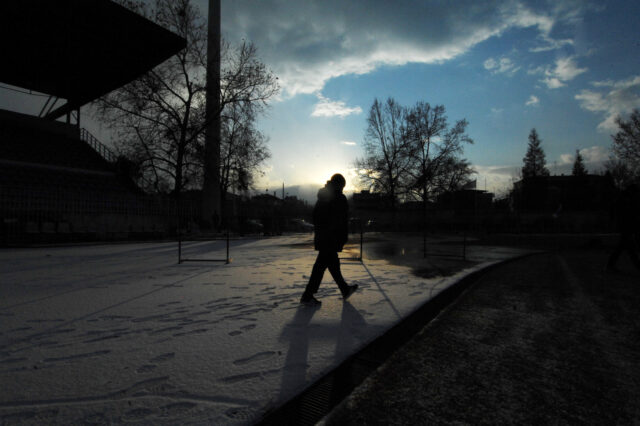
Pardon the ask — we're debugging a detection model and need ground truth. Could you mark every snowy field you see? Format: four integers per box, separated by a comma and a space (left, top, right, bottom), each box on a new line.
0, 234, 528, 424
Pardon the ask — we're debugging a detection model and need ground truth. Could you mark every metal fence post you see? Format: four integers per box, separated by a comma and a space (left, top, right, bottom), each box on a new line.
177, 199, 182, 264
463, 228, 467, 260
178, 226, 182, 264
226, 227, 230, 264
359, 218, 363, 262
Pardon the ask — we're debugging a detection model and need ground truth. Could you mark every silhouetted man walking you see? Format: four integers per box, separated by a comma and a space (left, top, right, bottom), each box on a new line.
301, 174, 358, 306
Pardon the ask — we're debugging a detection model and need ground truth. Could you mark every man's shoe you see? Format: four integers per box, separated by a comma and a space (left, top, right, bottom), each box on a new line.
342, 284, 358, 300
300, 295, 322, 306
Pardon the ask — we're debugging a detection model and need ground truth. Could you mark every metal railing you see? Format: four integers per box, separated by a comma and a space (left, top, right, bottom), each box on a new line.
80, 128, 117, 163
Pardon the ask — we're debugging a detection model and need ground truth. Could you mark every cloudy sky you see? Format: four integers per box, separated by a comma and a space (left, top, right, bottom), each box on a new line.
211, 0, 640, 195
2, 0, 639, 197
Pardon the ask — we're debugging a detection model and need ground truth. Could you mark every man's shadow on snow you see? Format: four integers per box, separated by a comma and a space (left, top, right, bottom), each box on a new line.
277, 301, 367, 402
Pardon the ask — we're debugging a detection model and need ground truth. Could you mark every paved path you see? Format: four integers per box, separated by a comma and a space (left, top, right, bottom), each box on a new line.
0, 236, 527, 425
324, 249, 640, 424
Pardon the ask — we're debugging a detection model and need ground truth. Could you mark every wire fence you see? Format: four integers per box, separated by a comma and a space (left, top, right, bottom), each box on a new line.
0, 187, 199, 246
0, 184, 318, 250
1, 178, 614, 256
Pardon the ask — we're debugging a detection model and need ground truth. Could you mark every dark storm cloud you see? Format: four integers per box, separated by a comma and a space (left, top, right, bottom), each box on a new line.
220, 0, 567, 96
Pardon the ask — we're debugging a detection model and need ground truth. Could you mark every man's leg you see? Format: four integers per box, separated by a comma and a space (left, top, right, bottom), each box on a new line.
325, 251, 351, 295
302, 252, 329, 299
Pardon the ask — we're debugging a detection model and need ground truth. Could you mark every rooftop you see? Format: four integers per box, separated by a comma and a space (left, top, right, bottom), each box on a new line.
0, 0, 186, 119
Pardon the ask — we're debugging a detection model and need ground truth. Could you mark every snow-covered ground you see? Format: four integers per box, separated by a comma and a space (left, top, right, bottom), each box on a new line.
0, 234, 528, 424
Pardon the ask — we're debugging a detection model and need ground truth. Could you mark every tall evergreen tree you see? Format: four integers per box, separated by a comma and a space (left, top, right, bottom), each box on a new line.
572, 149, 588, 176
522, 128, 549, 178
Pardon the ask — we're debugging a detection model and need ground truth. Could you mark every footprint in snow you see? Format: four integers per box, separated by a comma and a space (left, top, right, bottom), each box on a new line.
150, 352, 175, 363
232, 351, 276, 366
136, 364, 157, 373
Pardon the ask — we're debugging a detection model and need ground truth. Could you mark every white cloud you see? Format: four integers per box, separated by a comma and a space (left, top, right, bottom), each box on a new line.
506, 3, 554, 34
556, 146, 609, 171
525, 95, 540, 106
554, 57, 587, 81
527, 65, 546, 75
530, 35, 574, 53
559, 146, 609, 165
541, 77, 565, 89
559, 153, 574, 165
484, 56, 520, 76
579, 145, 609, 163
483, 58, 497, 70
538, 56, 587, 89
311, 96, 362, 118
575, 75, 640, 131
528, 1, 599, 52
222, 1, 574, 97
473, 165, 521, 195
340, 141, 357, 146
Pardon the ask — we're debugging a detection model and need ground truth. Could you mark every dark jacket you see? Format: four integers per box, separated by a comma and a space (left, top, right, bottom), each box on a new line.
313, 182, 349, 251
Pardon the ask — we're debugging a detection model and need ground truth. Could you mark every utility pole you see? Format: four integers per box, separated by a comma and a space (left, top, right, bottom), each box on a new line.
202, 0, 221, 230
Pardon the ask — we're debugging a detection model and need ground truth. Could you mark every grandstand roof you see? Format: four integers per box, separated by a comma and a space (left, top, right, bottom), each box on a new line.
0, 0, 186, 119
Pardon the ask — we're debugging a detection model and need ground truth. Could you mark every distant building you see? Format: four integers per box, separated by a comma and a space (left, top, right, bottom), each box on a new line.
512, 175, 613, 212
251, 193, 282, 207
399, 201, 429, 211
437, 189, 494, 214
352, 190, 392, 210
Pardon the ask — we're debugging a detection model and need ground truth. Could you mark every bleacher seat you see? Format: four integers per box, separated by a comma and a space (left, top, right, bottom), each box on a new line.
0, 117, 112, 173
0, 114, 179, 244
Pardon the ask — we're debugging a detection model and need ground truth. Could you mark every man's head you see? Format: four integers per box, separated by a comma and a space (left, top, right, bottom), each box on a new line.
330, 173, 346, 191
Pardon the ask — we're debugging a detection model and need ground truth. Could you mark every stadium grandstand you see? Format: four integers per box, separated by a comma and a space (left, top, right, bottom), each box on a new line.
0, 0, 187, 245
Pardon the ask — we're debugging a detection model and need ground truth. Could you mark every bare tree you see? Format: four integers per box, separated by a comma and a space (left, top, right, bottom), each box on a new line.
93, 0, 278, 196
354, 98, 413, 211
432, 157, 476, 194
611, 109, 640, 177
355, 98, 475, 210
217, 102, 270, 198
405, 102, 474, 202
604, 157, 635, 190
